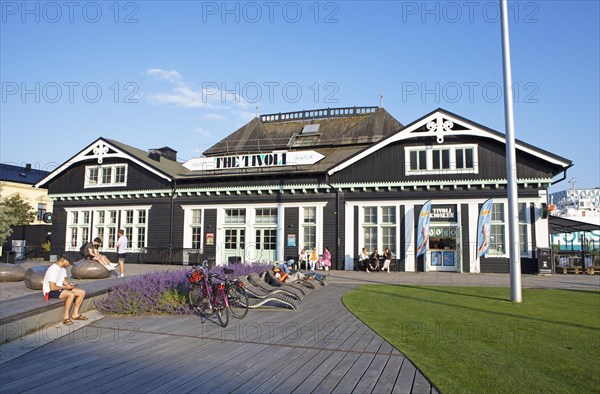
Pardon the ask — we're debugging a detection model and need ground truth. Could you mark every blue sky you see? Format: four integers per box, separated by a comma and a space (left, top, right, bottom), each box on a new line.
1, 0, 599, 192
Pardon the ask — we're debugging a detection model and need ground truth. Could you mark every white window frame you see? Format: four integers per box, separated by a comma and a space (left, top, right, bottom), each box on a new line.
85, 164, 128, 188
405, 144, 478, 175
300, 207, 318, 251
359, 206, 398, 256
64, 206, 150, 252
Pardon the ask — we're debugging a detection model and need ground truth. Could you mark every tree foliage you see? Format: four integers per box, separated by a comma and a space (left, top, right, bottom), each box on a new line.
0, 194, 36, 244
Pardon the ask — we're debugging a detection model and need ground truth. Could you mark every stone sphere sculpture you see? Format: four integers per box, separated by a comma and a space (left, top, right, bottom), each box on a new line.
24, 266, 49, 290
0, 263, 26, 282
70, 259, 111, 279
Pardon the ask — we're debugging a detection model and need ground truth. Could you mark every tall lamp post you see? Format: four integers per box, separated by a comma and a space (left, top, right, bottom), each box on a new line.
500, 0, 523, 303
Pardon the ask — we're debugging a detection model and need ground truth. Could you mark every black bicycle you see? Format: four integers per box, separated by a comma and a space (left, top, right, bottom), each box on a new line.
222, 268, 249, 319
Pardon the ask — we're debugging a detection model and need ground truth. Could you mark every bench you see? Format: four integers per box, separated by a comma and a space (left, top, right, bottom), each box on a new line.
0, 278, 116, 344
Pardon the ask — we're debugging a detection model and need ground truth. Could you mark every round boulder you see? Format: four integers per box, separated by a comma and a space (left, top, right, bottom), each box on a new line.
24, 266, 49, 290
70, 259, 111, 279
0, 263, 26, 282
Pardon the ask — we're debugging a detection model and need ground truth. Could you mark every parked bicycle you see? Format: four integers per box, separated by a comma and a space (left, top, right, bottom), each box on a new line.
187, 262, 229, 327
222, 267, 249, 319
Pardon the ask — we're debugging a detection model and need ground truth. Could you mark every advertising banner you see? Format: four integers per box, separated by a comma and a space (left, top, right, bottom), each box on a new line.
477, 198, 494, 257
416, 200, 432, 257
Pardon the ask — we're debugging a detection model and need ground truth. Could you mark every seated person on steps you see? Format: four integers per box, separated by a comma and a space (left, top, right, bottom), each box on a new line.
84, 237, 118, 271
42, 257, 87, 325
369, 248, 381, 272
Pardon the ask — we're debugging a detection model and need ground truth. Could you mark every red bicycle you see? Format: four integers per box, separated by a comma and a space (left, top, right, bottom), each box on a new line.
187, 262, 229, 327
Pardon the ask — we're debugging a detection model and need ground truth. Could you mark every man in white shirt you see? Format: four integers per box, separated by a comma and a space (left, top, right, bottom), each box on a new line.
42, 257, 87, 325
115, 229, 128, 278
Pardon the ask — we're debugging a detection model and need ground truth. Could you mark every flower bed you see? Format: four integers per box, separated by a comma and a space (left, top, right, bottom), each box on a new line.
95, 263, 270, 316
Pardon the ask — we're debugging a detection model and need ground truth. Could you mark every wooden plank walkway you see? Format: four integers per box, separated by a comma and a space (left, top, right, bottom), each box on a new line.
0, 282, 435, 393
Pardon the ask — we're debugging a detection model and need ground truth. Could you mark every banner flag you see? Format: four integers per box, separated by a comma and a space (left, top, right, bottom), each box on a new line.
416, 200, 432, 257
477, 198, 494, 257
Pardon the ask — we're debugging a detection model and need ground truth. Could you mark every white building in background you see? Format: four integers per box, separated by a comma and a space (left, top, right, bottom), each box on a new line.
550, 186, 600, 251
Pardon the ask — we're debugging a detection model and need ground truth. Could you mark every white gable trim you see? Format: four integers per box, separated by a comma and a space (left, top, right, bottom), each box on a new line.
328, 111, 570, 176
35, 139, 172, 188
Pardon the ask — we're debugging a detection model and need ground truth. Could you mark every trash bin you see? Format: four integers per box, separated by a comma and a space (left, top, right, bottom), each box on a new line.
537, 248, 552, 274
2, 251, 16, 264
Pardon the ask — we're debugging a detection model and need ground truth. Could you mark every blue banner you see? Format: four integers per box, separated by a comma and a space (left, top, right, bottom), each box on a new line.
477, 198, 494, 257
416, 200, 432, 257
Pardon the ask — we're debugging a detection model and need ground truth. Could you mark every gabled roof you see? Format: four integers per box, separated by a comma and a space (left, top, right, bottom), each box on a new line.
36, 138, 188, 188
203, 107, 403, 156
0, 163, 49, 185
328, 108, 573, 176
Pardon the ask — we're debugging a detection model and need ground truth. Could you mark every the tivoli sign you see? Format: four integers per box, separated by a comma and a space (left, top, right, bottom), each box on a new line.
183, 150, 324, 171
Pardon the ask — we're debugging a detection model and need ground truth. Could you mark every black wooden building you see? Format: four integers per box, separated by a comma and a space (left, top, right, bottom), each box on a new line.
37, 107, 572, 273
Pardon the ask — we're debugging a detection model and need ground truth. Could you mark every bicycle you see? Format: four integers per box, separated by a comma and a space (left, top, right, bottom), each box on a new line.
187, 262, 229, 327
222, 267, 249, 319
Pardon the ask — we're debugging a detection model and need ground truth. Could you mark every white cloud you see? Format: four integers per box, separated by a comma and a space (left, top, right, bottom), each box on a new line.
144, 68, 252, 114
203, 113, 226, 121
146, 68, 182, 84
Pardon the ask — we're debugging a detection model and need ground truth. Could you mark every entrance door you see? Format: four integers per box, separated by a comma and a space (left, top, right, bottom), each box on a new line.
255, 228, 277, 263
223, 228, 245, 263
427, 226, 459, 272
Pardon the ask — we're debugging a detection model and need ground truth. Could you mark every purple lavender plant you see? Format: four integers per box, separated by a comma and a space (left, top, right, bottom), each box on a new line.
95, 263, 270, 316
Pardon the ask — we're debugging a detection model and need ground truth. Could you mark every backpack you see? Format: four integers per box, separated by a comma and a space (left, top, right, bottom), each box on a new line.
80, 242, 90, 257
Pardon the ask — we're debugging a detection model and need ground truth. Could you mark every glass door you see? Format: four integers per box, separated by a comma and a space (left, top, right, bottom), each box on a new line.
255, 228, 277, 263
223, 228, 245, 263
427, 226, 459, 272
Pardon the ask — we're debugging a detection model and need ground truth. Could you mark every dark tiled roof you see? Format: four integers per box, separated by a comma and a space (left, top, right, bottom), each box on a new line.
104, 139, 189, 178
0, 163, 50, 185
178, 145, 367, 180
203, 108, 403, 156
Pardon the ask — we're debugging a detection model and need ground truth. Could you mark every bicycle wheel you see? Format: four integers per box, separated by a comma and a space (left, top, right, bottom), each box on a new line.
227, 284, 249, 319
189, 282, 212, 315
213, 289, 230, 327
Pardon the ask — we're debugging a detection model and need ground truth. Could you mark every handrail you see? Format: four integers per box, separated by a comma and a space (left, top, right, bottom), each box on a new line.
260, 106, 378, 123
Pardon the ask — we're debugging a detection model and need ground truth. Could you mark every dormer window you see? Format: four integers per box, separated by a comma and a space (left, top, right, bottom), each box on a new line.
85, 164, 128, 188
405, 144, 478, 175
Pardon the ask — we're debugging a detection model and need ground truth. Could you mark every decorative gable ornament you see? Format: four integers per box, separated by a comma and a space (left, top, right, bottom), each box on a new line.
84, 140, 119, 164
426, 117, 455, 143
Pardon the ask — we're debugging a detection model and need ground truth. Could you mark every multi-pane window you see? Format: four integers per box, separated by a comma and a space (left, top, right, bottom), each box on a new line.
519, 203, 529, 255
455, 148, 474, 169
256, 229, 277, 250
67, 210, 90, 248
362, 206, 397, 255
381, 207, 397, 254
136, 210, 147, 248
432, 149, 451, 170
406, 145, 476, 174
255, 208, 277, 225
37, 203, 47, 221
225, 209, 246, 224
490, 203, 505, 255
302, 207, 317, 250
363, 207, 378, 253
85, 164, 127, 188
191, 209, 202, 249
65, 207, 149, 252
409, 150, 427, 171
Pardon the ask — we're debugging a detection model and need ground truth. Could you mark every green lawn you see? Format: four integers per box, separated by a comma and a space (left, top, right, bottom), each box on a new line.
343, 285, 600, 394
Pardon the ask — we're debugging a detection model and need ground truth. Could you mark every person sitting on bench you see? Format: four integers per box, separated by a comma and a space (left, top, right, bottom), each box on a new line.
369, 248, 381, 272
42, 257, 87, 325
85, 238, 118, 271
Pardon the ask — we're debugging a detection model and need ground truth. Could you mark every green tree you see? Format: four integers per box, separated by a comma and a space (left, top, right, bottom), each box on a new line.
1, 194, 36, 226
0, 202, 19, 245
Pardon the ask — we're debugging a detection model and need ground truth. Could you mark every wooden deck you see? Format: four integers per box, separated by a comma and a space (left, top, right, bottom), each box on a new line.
0, 282, 436, 393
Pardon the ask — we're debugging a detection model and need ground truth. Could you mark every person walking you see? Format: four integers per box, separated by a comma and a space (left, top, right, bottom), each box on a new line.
115, 229, 128, 277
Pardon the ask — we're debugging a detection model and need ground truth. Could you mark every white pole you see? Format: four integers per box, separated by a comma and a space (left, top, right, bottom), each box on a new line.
500, 0, 522, 303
